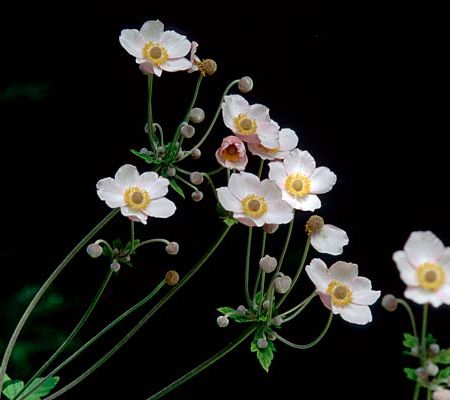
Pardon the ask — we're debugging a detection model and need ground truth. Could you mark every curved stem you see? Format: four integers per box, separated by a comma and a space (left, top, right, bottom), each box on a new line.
174, 174, 198, 192
134, 238, 170, 250
275, 218, 295, 274
174, 166, 192, 175
427, 388, 431, 400
153, 123, 164, 147
279, 291, 317, 323
0, 209, 118, 397
43, 225, 233, 399
397, 299, 418, 339
205, 166, 224, 176
147, 75, 156, 151
252, 232, 267, 308
244, 227, 253, 307
146, 326, 257, 400
274, 312, 333, 350
257, 273, 266, 317
202, 173, 219, 202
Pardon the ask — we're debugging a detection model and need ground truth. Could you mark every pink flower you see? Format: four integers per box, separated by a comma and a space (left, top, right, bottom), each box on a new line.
248, 128, 299, 160
215, 136, 248, 170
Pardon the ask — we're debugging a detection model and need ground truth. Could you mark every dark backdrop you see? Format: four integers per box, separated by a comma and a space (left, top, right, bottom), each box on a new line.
0, 3, 448, 399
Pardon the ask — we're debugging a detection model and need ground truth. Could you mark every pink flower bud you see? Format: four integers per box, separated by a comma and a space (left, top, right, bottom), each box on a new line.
181, 124, 195, 138
263, 224, 279, 234
215, 136, 247, 171
110, 260, 121, 272
191, 148, 201, 160
217, 315, 229, 328
191, 191, 204, 202
259, 255, 277, 273
381, 294, 398, 312
433, 389, 450, 400
238, 76, 253, 93
189, 108, 205, 123
87, 243, 102, 258
165, 242, 179, 255
274, 275, 292, 294
190, 172, 204, 185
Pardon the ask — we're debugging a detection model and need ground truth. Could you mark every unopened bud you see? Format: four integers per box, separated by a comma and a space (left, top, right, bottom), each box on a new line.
190, 172, 204, 185
259, 255, 278, 273
217, 315, 229, 328
267, 331, 277, 341
139, 63, 154, 75
263, 300, 271, 311
110, 260, 121, 272
175, 150, 185, 161
238, 76, 253, 93
257, 338, 268, 349
167, 167, 176, 177
263, 224, 279, 234
433, 389, 450, 400
237, 305, 247, 315
87, 243, 102, 258
191, 148, 201, 160
272, 316, 283, 326
165, 242, 179, 255
426, 362, 439, 377
191, 191, 204, 202
199, 59, 217, 76
181, 124, 195, 138
416, 367, 428, 380
140, 147, 152, 155
381, 294, 398, 312
429, 344, 440, 355
274, 275, 292, 294
411, 346, 420, 356
165, 270, 179, 286
306, 215, 324, 235
189, 108, 205, 124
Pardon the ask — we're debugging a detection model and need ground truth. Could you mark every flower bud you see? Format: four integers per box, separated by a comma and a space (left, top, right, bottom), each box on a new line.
165, 270, 179, 286
259, 255, 278, 273
110, 260, 121, 272
175, 150, 185, 161
139, 63, 154, 75
199, 59, 217, 76
189, 108, 205, 124
306, 215, 324, 235
165, 242, 179, 255
273, 275, 292, 294
167, 167, 176, 177
429, 343, 440, 355
415, 367, 428, 380
263, 224, 279, 234
262, 300, 271, 311
217, 315, 229, 328
433, 389, 450, 400
87, 243, 102, 258
411, 346, 419, 356
267, 331, 277, 341
140, 147, 152, 155
181, 124, 195, 138
272, 316, 283, 326
238, 76, 253, 93
191, 148, 201, 160
257, 338, 268, 349
190, 172, 204, 185
237, 305, 247, 315
191, 191, 204, 202
381, 294, 398, 312
426, 362, 439, 377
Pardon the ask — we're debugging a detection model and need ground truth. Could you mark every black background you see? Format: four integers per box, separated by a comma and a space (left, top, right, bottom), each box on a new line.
0, 3, 448, 399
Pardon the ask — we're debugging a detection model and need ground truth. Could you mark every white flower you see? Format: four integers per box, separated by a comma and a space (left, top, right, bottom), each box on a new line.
393, 231, 450, 307
248, 128, 298, 160
433, 388, 450, 400
188, 41, 200, 73
306, 216, 349, 256
268, 149, 336, 211
96, 164, 176, 225
306, 258, 380, 325
222, 94, 279, 148
216, 172, 293, 227
119, 20, 192, 77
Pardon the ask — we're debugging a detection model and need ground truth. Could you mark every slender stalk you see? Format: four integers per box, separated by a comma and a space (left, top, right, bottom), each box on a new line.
427, 388, 431, 400
265, 285, 275, 327
130, 221, 135, 252
202, 173, 219, 202
174, 166, 192, 175
146, 326, 257, 400
153, 123, 164, 147
279, 292, 317, 323
275, 218, 295, 274
257, 159, 264, 178
244, 227, 253, 307
257, 272, 266, 317
134, 238, 170, 250
274, 312, 333, 350
413, 382, 420, 400
397, 299, 418, 339
252, 232, 267, 308
205, 166, 224, 176
15, 270, 114, 399
278, 236, 311, 307
0, 209, 119, 397
147, 75, 156, 151
43, 225, 233, 399
421, 303, 429, 352
174, 174, 198, 192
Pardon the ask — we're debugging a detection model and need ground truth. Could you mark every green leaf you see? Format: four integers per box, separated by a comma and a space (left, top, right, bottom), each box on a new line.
130, 149, 159, 165
438, 367, 450, 380
216, 307, 252, 323
169, 179, 185, 199
23, 377, 60, 398
403, 333, 418, 348
217, 307, 235, 315
1, 373, 11, 386
3, 379, 24, 399
253, 341, 276, 372
435, 348, 450, 364
216, 202, 228, 218
223, 217, 238, 227
403, 368, 417, 382
426, 333, 437, 346
112, 238, 123, 250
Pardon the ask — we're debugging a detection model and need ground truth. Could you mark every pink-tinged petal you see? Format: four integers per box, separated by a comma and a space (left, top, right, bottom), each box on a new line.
120, 206, 147, 224
235, 216, 257, 227
217, 187, 242, 213
228, 172, 262, 199
310, 167, 337, 194
114, 164, 140, 187
258, 121, 280, 149
225, 95, 249, 117
119, 29, 145, 58
338, 304, 373, 325
215, 136, 248, 170
222, 107, 235, 131
140, 20, 164, 42
305, 258, 330, 292
236, 131, 260, 144
283, 192, 321, 211
437, 247, 450, 270
279, 128, 299, 152
96, 178, 125, 208
159, 30, 191, 58
247, 143, 276, 160
139, 62, 156, 75
247, 104, 270, 121
437, 285, 450, 305
268, 161, 288, 184
404, 231, 445, 266
146, 177, 169, 199
265, 200, 294, 225
393, 250, 418, 286
329, 261, 358, 282
153, 65, 163, 77
284, 149, 316, 176
260, 179, 283, 203
161, 57, 192, 72
318, 292, 332, 310
404, 287, 440, 306
311, 224, 349, 255
145, 198, 176, 218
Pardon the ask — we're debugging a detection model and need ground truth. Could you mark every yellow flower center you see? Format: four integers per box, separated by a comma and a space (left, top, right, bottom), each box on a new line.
124, 187, 151, 211
143, 42, 168, 66
285, 173, 311, 198
241, 194, 268, 218
223, 144, 240, 161
417, 262, 445, 291
327, 280, 353, 307
234, 113, 257, 135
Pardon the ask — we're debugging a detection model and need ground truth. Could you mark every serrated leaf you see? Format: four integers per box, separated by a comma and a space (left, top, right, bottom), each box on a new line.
3, 379, 24, 399
403, 333, 418, 348
403, 368, 417, 382
169, 179, 185, 199
23, 376, 60, 398
130, 149, 157, 164
435, 348, 450, 364
223, 217, 238, 227
438, 367, 450, 380
256, 341, 275, 372
112, 239, 123, 249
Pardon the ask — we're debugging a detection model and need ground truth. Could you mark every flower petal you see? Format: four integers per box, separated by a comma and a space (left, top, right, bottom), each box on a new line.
120, 206, 147, 224
145, 198, 176, 218
159, 30, 191, 58
393, 250, 418, 286
258, 121, 280, 149
247, 104, 270, 121
404, 231, 445, 266
260, 179, 283, 203
119, 29, 145, 58
161, 57, 192, 72
279, 128, 299, 152
329, 261, 358, 282
140, 20, 164, 42
311, 224, 349, 255
305, 258, 330, 292
338, 304, 373, 325
114, 164, 140, 187
283, 192, 321, 211
284, 149, 316, 176
268, 161, 287, 184
350, 278, 380, 305
96, 178, 125, 208
217, 187, 242, 213
310, 167, 337, 194
265, 200, 293, 225
405, 286, 442, 307
146, 176, 169, 199
228, 172, 261, 199
437, 247, 450, 270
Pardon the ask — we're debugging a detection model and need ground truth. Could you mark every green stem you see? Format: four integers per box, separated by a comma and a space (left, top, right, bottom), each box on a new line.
413, 382, 420, 400
275, 218, 295, 274
257, 272, 266, 317
257, 159, 264, 178
202, 173, 219, 202
244, 227, 253, 307
134, 238, 170, 250
279, 292, 317, 323
146, 326, 257, 400
427, 388, 431, 400
130, 221, 135, 252
397, 299, 418, 339
147, 75, 156, 151
252, 232, 267, 308
153, 123, 164, 147
43, 225, 233, 400
174, 174, 198, 192
421, 303, 429, 352
278, 236, 311, 307
205, 166, 224, 176
265, 285, 275, 327
0, 209, 118, 397
174, 166, 192, 175
275, 312, 333, 349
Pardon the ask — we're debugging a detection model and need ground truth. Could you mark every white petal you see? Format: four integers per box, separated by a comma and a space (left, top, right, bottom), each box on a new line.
114, 164, 140, 187
305, 258, 329, 292
393, 250, 418, 286
140, 20, 164, 42
159, 30, 191, 58
311, 224, 349, 255
437, 285, 450, 305
228, 172, 261, 199
437, 247, 450, 270
310, 167, 337, 194
329, 261, 358, 282
405, 287, 442, 307
120, 206, 147, 224
247, 143, 277, 160
138, 171, 158, 188
217, 187, 242, 213
96, 178, 125, 208
268, 161, 287, 184
225, 95, 249, 118
222, 105, 235, 131
119, 29, 145, 58
338, 304, 373, 325
146, 177, 169, 199
284, 149, 316, 176
283, 192, 321, 211
235, 216, 257, 227
279, 128, 299, 152
404, 231, 445, 266
260, 179, 283, 203
351, 277, 380, 305
145, 198, 176, 218
161, 57, 192, 72
265, 200, 293, 225
258, 121, 280, 149
247, 104, 270, 120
